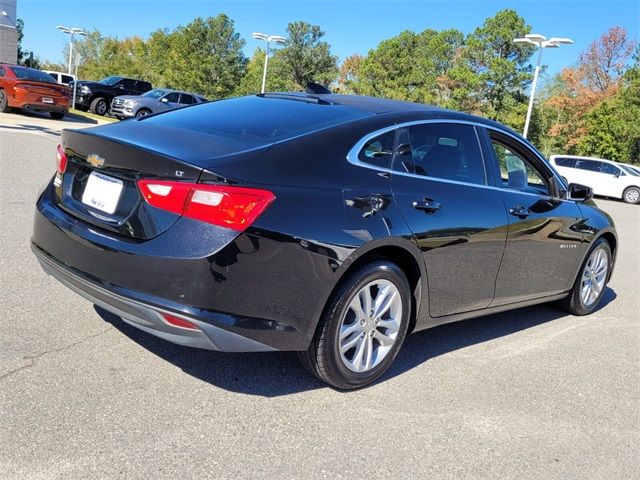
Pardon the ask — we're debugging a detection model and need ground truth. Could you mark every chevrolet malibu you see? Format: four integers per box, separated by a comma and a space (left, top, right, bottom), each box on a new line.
31, 93, 617, 389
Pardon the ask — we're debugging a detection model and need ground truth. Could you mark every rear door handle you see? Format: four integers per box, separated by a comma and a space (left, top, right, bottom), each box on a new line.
412, 198, 441, 213
509, 205, 531, 218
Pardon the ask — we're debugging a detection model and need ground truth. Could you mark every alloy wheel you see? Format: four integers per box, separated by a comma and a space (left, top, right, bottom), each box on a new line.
580, 247, 608, 306
624, 188, 639, 203
338, 279, 402, 373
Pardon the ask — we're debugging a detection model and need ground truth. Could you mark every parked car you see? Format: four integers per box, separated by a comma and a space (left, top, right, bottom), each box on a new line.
110, 88, 206, 119
32, 93, 617, 389
550, 155, 640, 204
70, 76, 152, 116
43, 70, 76, 85
0, 63, 69, 119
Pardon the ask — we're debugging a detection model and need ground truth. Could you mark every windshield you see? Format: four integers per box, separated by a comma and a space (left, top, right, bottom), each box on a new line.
144, 95, 372, 144
12, 67, 57, 84
142, 89, 170, 99
98, 76, 123, 86
618, 164, 640, 176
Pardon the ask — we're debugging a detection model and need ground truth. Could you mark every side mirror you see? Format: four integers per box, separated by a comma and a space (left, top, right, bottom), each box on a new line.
567, 183, 593, 202
613, 171, 621, 178
160, 97, 169, 103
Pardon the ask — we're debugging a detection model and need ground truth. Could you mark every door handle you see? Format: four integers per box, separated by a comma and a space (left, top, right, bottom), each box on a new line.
412, 198, 441, 213
509, 205, 531, 218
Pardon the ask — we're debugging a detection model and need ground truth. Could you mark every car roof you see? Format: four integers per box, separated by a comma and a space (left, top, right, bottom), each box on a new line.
262, 92, 507, 128
550, 154, 616, 163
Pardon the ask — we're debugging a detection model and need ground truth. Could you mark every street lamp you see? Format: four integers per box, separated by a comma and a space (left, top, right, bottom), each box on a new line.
252, 32, 286, 93
514, 33, 573, 139
56, 25, 87, 74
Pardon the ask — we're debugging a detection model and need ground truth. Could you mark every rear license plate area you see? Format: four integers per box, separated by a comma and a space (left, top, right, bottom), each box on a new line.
81, 172, 123, 214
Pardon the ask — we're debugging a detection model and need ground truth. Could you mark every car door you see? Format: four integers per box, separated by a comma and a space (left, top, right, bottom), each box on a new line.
484, 130, 584, 306
390, 121, 508, 317
599, 162, 626, 198
159, 92, 180, 110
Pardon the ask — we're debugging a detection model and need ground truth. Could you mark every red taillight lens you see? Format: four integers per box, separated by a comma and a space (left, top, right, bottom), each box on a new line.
137, 180, 275, 231
161, 313, 199, 330
56, 144, 68, 174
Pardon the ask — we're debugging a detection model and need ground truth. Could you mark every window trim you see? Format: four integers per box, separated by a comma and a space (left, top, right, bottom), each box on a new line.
347, 119, 566, 194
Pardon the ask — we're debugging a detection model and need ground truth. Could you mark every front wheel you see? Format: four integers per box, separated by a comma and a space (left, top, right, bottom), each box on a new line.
558, 238, 612, 315
299, 261, 411, 389
622, 186, 640, 204
0, 89, 11, 113
136, 108, 151, 118
89, 97, 108, 116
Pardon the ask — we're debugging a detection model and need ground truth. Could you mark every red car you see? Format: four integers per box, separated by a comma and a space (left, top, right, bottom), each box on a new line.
0, 64, 69, 119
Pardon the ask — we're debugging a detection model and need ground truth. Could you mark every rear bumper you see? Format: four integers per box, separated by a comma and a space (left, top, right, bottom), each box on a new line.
31, 182, 331, 351
32, 243, 276, 352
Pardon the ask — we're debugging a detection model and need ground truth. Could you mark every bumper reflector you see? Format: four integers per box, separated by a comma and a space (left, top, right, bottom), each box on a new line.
161, 313, 199, 330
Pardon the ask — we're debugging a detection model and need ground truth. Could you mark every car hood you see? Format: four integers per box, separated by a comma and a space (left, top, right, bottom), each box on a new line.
113, 95, 146, 102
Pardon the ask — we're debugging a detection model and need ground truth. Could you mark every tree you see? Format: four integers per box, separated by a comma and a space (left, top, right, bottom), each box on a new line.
234, 48, 293, 96
463, 9, 535, 124
273, 21, 338, 89
164, 15, 247, 98
336, 54, 363, 93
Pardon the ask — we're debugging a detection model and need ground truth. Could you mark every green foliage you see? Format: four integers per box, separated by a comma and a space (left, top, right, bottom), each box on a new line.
272, 21, 338, 89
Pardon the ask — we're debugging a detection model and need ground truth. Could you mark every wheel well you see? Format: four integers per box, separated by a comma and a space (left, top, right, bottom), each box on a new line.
339, 246, 423, 334
599, 231, 617, 265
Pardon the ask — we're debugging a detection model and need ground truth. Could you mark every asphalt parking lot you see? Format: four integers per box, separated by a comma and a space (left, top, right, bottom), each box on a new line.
1, 124, 638, 479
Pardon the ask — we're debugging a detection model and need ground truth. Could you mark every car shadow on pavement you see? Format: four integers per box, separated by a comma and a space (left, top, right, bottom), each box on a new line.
94, 287, 616, 397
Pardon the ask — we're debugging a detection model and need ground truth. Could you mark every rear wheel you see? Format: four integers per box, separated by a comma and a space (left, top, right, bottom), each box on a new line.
558, 238, 611, 315
50, 111, 65, 120
622, 186, 640, 204
0, 89, 11, 113
299, 261, 411, 389
89, 97, 108, 116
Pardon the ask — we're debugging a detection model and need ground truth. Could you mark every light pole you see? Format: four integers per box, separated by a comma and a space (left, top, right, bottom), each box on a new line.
56, 25, 87, 74
252, 32, 286, 93
514, 34, 573, 139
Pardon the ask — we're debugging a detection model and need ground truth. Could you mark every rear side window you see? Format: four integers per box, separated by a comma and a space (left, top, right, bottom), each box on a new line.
575, 159, 601, 172
61, 75, 73, 84
144, 95, 373, 144
392, 123, 485, 185
554, 157, 576, 168
180, 94, 196, 105
358, 131, 395, 169
137, 81, 152, 93
0, 66, 5, 77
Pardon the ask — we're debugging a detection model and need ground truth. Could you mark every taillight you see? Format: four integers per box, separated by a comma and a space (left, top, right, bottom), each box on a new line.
137, 180, 275, 231
56, 144, 68, 174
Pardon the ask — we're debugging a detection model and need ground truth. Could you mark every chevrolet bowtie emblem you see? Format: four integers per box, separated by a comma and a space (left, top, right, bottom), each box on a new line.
87, 153, 105, 168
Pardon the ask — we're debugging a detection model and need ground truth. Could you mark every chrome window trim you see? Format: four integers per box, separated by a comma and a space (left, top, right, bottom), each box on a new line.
346, 118, 568, 198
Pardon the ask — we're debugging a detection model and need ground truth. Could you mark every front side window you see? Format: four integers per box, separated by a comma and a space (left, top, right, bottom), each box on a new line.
358, 131, 395, 169
599, 162, 621, 175
163, 92, 180, 103
393, 123, 485, 185
0, 66, 5, 77
491, 141, 549, 196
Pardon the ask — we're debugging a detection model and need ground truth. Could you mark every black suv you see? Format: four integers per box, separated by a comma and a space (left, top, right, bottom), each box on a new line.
71, 76, 152, 116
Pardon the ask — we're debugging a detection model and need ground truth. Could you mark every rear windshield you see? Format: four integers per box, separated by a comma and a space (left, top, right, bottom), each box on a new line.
12, 66, 57, 84
143, 95, 372, 143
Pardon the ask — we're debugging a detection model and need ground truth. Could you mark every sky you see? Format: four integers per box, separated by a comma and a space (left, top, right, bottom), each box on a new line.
15, 0, 640, 80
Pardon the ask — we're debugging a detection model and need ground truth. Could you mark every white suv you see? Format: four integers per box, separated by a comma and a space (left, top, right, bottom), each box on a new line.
550, 155, 640, 204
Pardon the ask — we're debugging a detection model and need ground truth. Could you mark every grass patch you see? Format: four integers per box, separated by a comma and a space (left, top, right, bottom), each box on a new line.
69, 108, 118, 123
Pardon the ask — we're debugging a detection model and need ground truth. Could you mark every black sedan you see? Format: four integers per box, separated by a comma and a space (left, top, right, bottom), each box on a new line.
31, 93, 617, 389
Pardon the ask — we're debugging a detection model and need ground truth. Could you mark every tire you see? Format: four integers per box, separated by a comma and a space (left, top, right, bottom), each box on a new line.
136, 108, 151, 118
49, 111, 65, 120
89, 97, 108, 116
557, 238, 612, 315
622, 186, 640, 204
0, 89, 11, 113
299, 260, 411, 389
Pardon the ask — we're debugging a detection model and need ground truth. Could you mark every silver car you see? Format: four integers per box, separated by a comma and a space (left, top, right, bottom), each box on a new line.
110, 88, 206, 119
